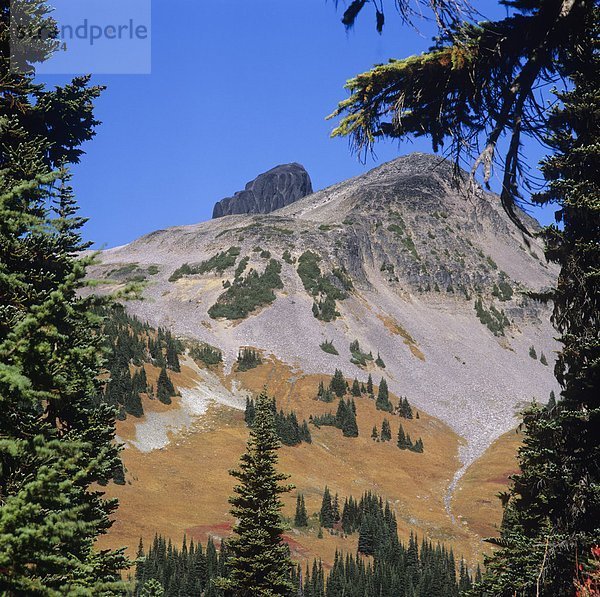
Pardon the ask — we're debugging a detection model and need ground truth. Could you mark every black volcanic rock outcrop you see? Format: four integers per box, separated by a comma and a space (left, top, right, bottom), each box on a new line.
212, 163, 313, 218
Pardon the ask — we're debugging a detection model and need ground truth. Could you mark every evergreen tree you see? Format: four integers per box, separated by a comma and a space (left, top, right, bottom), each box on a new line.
371, 426, 379, 441
547, 390, 556, 411
165, 331, 181, 372
157, 367, 176, 405
351, 378, 361, 397
366, 374, 373, 396
216, 390, 294, 596
329, 1, 599, 590
380, 419, 392, 442
375, 378, 393, 412
320, 487, 335, 529
329, 369, 347, 398
0, 4, 127, 590
295, 494, 309, 528
335, 399, 359, 437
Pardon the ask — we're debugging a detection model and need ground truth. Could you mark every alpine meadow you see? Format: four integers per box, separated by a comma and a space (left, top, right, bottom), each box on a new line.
0, 1, 597, 596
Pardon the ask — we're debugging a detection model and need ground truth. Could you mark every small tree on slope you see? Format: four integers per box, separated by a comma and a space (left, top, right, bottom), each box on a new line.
216, 390, 295, 596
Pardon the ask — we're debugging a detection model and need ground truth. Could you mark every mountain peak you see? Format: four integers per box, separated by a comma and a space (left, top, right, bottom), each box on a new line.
212, 162, 313, 218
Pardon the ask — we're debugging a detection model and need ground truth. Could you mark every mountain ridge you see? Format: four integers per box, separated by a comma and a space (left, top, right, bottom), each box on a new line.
91, 152, 558, 473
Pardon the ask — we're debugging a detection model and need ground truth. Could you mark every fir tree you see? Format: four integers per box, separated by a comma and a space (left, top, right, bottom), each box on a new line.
329, 369, 347, 398
157, 367, 176, 405
351, 378, 361, 397
0, 5, 127, 590
217, 390, 294, 596
366, 374, 374, 396
320, 487, 335, 529
294, 494, 309, 528
375, 378, 393, 412
380, 419, 392, 442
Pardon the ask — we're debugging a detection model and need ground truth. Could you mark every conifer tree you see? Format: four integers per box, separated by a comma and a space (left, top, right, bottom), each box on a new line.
217, 390, 294, 596
380, 419, 392, 442
351, 378, 361, 397
329, 369, 347, 398
330, 1, 600, 590
375, 378, 393, 412
0, 3, 127, 591
320, 487, 335, 529
157, 367, 176, 405
294, 494, 309, 528
371, 426, 379, 441
366, 374, 374, 396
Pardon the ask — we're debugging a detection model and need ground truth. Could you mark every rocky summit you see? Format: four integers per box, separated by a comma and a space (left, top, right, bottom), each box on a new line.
212, 162, 313, 218
90, 153, 558, 474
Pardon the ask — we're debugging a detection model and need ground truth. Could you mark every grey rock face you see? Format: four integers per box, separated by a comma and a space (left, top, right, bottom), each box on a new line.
212, 163, 313, 218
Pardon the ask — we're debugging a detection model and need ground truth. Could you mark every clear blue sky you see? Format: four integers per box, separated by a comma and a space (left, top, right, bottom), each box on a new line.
41, 0, 555, 248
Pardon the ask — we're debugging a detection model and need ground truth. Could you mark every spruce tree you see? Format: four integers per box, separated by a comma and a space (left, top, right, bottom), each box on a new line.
320, 487, 334, 529
294, 494, 309, 528
329, 1, 599, 590
0, 3, 127, 591
381, 419, 392, 442
329, 368, 346, 398
157, 367, 176, 404
216, 390, 294, 596
375, 378, 393, 412
351, 378, 361, 397
366, 374, 374, 396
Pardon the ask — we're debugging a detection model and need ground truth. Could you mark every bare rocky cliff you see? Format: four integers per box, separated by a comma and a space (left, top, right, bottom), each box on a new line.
90, 153, 559, 471
212, 162, 313, 218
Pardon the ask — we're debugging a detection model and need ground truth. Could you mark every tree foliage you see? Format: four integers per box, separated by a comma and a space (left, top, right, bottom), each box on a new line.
217, 390, 295, 596
0, 1, 127, 590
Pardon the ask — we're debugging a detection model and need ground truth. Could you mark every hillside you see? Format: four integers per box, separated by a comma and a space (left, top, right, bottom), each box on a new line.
89, 152, 558, 564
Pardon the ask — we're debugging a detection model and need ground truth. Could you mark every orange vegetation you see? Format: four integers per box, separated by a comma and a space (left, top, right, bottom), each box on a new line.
97, 356, 519, 568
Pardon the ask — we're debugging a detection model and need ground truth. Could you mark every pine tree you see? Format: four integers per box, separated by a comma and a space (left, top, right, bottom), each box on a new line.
381, 419, 392, 442
320, 487, 335, 529
397, 424, 408, 450
375, 378, 393, 412
329, 369, 347, 398
366, 374, 374, 396
371, 426, 379, 441
157, 367, 176, 404
351, 378, 361, 397
294, 494, 309, 528
216, 390, 294, 596
329, 2, 599, 589
0, 5, 127, 590
165, 331, 181, 372
479, 14, 600, 595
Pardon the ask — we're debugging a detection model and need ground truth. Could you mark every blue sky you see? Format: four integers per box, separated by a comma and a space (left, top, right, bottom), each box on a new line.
41, 0, 555, 248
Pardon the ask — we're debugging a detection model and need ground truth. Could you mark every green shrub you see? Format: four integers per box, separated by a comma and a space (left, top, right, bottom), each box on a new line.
169, 246, 240, 281
209, 259, 283, 320
190, 343, 222, 366
298, 251, 347, 321
237, 348, 262, 371
350, 339, 373, 367
474, 297, 510, 336
282, 249, 294, 264
320, 340, 339, 355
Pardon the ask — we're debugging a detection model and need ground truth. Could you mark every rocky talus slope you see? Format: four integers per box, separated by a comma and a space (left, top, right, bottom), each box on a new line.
90, 153, 559, 471
212, 162, 313, 218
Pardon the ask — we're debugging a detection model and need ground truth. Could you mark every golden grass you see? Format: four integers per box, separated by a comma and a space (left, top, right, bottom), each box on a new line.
97, 357, 520, 567
376, 313, 425, 361
453, 428, 522, 540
